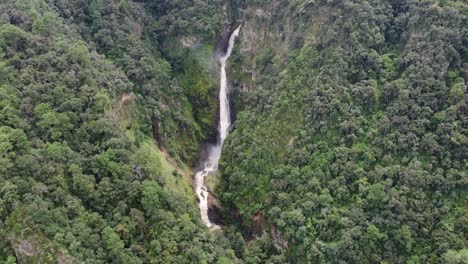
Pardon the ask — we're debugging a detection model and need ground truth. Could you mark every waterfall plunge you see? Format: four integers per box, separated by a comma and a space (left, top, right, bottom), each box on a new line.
194, 26, 241, 229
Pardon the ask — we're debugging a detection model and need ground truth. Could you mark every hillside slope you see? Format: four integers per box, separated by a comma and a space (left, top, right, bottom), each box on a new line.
0, 0, 466, 263
220, 0, 467, 263
0, 0, 239, 263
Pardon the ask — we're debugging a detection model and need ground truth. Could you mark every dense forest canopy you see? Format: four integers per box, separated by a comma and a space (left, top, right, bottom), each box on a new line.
0, 0, 466, 263
220, 0, 467, 263
0, 0, 240, 263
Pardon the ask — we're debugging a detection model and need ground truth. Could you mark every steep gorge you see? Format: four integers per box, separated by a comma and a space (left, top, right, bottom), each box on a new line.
0, 0, 466, 263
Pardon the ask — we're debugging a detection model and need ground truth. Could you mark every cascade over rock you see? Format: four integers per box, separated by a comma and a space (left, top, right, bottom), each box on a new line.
194, 25, 241, 229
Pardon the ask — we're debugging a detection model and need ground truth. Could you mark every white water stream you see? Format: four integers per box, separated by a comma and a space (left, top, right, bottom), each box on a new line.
194, 25, 241, 229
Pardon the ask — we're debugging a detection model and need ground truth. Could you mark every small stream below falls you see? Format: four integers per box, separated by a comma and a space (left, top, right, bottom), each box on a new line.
194, 25, 241, 229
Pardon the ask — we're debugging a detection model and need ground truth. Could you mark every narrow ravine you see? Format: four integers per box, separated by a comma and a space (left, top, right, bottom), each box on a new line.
194, 25, 241, 229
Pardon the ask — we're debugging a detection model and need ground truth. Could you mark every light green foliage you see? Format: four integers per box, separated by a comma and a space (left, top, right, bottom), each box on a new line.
0, 23, 29, 51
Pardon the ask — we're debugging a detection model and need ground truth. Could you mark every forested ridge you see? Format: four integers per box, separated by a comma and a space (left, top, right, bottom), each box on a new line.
220, 0, 467, 263
0, 0, 466, 263
0, 0, 241, 263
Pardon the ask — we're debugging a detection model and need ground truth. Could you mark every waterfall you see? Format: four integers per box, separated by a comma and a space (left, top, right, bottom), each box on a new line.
194, 25, 241, 229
